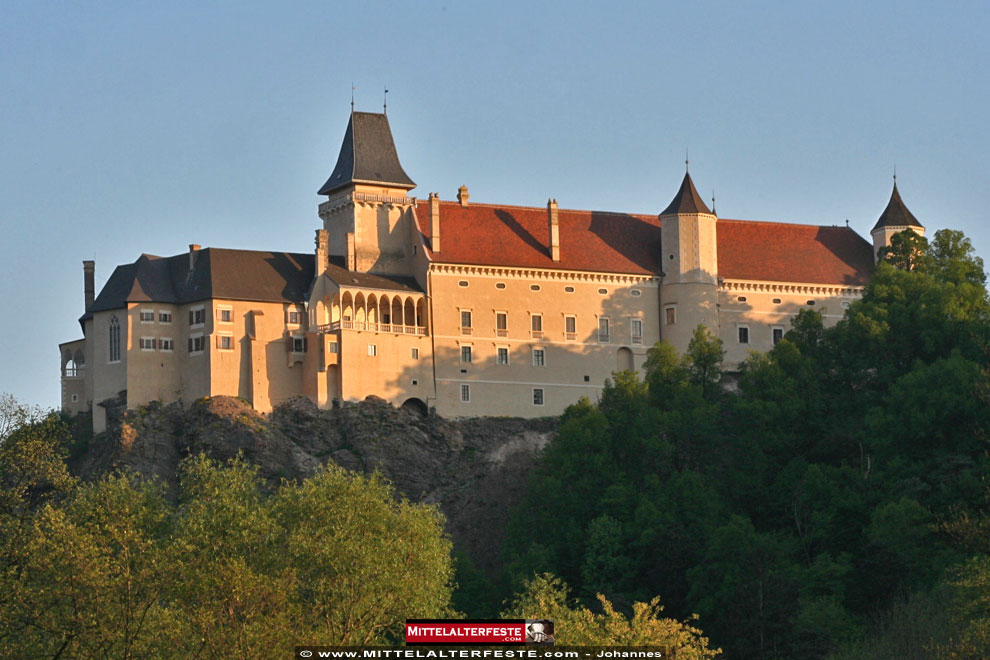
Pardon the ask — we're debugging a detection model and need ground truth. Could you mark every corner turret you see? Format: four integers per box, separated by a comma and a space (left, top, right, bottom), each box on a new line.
871, 181, 925, 262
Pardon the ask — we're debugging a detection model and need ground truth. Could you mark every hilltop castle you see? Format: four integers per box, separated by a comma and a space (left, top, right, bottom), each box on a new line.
60, 111, 925, 431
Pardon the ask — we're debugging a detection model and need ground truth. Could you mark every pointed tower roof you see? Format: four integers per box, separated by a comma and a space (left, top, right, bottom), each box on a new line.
318, 111, 415, 196
661, 172, 712, 215
871, 183, 923, 232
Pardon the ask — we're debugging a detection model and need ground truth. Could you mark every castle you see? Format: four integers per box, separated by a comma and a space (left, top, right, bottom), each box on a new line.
60, 111, 925, 431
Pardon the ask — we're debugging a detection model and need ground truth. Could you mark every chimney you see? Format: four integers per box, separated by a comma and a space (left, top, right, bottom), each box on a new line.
429, 192, 441, 253
83, 260, 95, 310
457, 185, 470, 207
547, 198, 560, 262
346, 232, 356, 271
315, 229, 329, 277
188, 244, 201, 271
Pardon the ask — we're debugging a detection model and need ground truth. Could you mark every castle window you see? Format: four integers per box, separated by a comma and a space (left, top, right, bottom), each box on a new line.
598, 288, 608, 295
189, 307, 205, 328
532, 348, 546, 367
530, 314, 543, 339
530, 284, 541, 291
458, 280, 469, 287
738, 326, 750, 344
367, 344, 377, 357
460, 310, 473, 335
772, 298, 782, 304
159, 311, 172, 324
564, 286, 575, 293
806, 300, 816, 306
772, 327, 784, 345
665, 307, 676, 326
460, 384, 470, 402
108, 316, 121, 363
631, 289, 642, 297
533, 388, 544, 406
218, 305, 233, 323
565, 315, 577, 341
188, 334, 205, 355
159, 338, 174, 352
737, 296, 747, 302
496, 282, 506, 289
287, 310, 301, 325
139, 337, 155, 351
291, 336, 306, 353
328, 341, 339, 354
598, 318, 610, 343
461, 345, 473, 364
630, 318, 643, 345
411, 347, 419, 359
139, 309, 154, 323
497, 347, 509, 365
218, 335, 234, 351
495, 311, 508, 337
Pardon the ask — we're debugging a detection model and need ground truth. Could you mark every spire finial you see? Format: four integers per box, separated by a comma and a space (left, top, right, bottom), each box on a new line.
384, 86, 388, 115
685, 148, 690, 173
351, 83, 355, 112
893, 164, 897, 187
711, 189, 716, 215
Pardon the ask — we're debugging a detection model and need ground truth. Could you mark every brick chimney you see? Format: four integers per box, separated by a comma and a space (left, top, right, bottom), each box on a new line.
547, 199, 560, 262
83, 260, 95, 310
429, 192, 441, 253
315, 229, 329, 277
189, 244, 201, 271
457, 185, 470, 207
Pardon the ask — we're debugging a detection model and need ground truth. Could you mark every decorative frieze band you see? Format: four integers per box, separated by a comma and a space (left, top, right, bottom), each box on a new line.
430, 263, 658, 286
719, 279, 864, 297
318, 191, 415, 215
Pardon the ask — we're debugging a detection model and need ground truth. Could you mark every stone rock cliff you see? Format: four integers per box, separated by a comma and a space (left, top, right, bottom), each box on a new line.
72, 395, 557, 574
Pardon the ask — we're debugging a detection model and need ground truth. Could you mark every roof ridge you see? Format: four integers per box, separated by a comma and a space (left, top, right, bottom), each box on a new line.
717, 218, 860, 231
433, 198, 655, 217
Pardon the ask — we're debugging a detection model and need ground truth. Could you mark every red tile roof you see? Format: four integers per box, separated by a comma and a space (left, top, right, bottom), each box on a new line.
413, 199, 874, 286
414, 200, 660, 274
717, 220, 874, 286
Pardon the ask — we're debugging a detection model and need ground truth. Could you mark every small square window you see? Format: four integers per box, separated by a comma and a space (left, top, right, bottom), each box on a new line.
328, 341, 339, 354
368, 344, 377, 357
159, 311, 172, 324
159, 338, 174, 352
139, 309, 154, 323
738, 326, 750, 344
411, 347, 419, 359
288, 310, 301, 325
772, 327, 784, 345
189, 307, 205, 327
188, 335, 205, 354
218, 307, 232, 323
665, 307, 676, 325
139, 337, 155, 351
460, 384, 470, 402
533, 348, 545, 367
533, 388, 544, 406
461, 345, 473, 363
219, 335, 234, 350
291, 337, 307, 353
497, 347, 509, 365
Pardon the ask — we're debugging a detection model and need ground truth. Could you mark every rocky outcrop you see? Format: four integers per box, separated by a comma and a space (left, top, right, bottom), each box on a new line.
71, 395, 557, 574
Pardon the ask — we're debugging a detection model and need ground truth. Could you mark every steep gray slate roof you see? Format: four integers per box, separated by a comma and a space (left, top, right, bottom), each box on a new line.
660, 172, 712, 215
317, 112, 415, 195
872, 183, 924, 232
86, 248, 420, 317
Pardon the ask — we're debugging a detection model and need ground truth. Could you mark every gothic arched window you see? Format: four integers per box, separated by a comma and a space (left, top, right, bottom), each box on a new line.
108, 316, 121, 363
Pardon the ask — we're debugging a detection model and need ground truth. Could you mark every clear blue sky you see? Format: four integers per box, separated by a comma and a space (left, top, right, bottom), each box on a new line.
2, 1, 988, 409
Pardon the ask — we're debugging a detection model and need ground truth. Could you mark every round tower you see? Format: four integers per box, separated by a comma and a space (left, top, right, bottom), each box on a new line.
658, 171, 719, 355
870, 180, 925, 262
